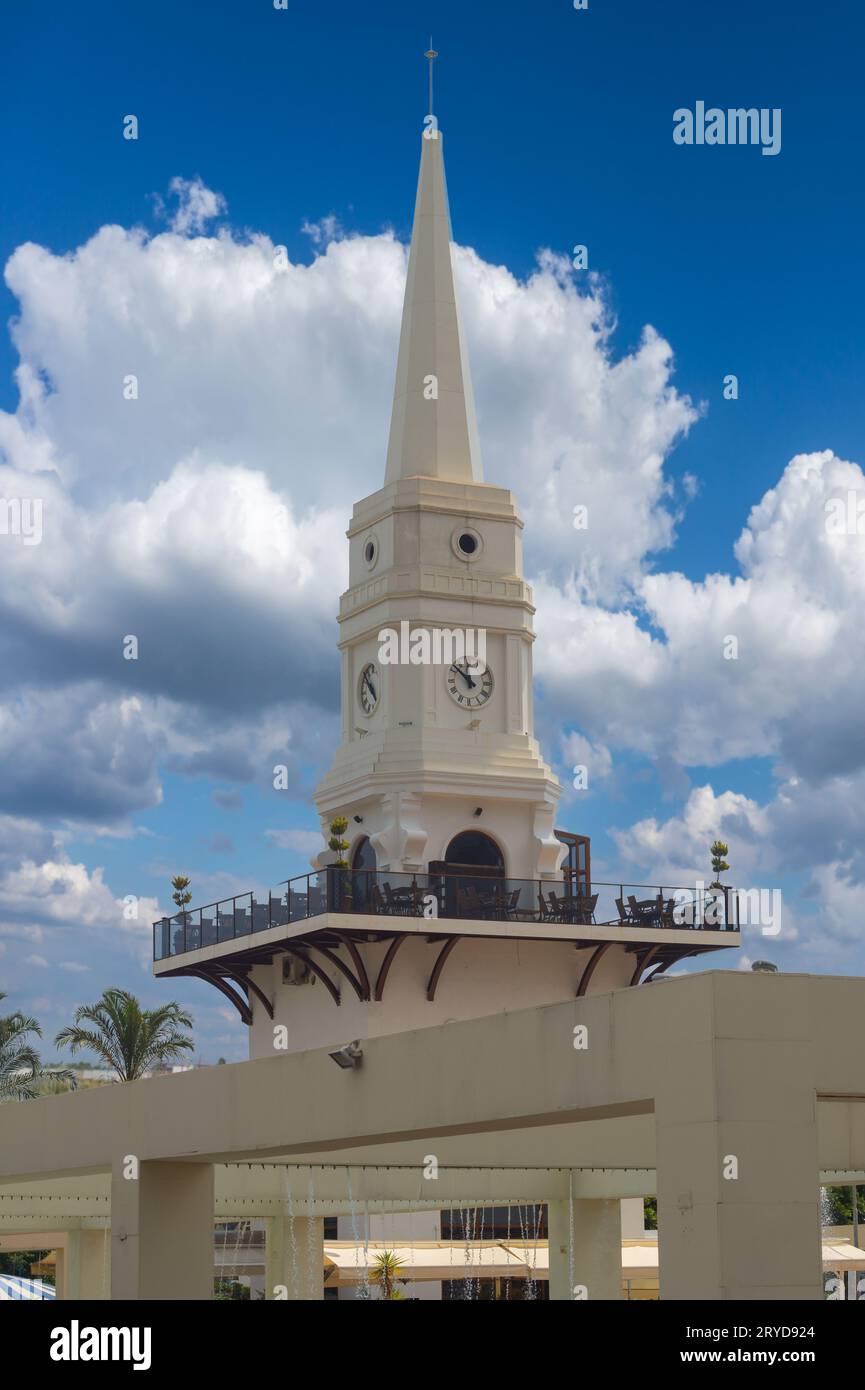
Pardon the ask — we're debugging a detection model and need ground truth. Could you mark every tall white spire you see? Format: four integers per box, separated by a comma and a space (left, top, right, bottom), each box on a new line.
384, 125, 483, 485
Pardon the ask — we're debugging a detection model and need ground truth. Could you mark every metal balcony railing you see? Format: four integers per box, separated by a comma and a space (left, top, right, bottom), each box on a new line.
153, 870, 739, 961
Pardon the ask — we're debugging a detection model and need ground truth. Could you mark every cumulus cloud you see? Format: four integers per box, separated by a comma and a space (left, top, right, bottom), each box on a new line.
0, 178, 697, 843
160, 176, 227, 235
264, 827, 323, 856
611, 784, 769, 885
561, 731, 613, 789
0, 687, 163, 819
1, 173, 863, 999
540, 450, 865, 785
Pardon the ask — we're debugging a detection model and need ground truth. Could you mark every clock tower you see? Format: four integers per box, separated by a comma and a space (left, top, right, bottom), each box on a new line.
314, 123, 563, 882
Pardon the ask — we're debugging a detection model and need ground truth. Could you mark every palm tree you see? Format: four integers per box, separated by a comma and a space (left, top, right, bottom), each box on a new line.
0, 993, 76, 1101
369, 1250, 408, 1300
55, 988, 194, 1081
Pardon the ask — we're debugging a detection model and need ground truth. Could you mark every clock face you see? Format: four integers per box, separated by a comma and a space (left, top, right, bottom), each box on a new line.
447, 661, 493, 709
358, 662, 380, 715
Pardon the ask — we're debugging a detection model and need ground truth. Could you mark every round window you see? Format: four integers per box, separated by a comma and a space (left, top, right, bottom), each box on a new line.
451, 526, 483, 562
362, 536, 379, 570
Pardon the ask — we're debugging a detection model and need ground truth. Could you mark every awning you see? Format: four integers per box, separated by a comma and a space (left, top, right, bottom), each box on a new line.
323, 1241, 546, 1283
321, 1237, 865, 1283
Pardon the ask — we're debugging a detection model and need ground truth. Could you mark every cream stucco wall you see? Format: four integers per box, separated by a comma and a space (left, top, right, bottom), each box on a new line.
248, 934, 635, 1057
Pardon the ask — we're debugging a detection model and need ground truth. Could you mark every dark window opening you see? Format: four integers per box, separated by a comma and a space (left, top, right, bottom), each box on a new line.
441, 1205, 547, 1241
442, 1277, 549, 1301
351, 835, 377, 910
444, 831, 504, 871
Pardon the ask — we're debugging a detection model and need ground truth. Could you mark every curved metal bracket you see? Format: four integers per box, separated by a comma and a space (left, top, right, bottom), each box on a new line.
333, 932, 371, 1001
310, 943, 366, 1003
280, 945, 341, 1006
217, 966, 274, 1019
645, 946, 709, 982
629, 944, 663, 988
374, 935, 408, 1001
576, 941, 614, 998
426, 937, 460, 1002
187, 968, 252, 1025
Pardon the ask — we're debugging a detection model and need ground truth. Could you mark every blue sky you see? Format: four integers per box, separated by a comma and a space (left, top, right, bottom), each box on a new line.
2, 0, 864, 1059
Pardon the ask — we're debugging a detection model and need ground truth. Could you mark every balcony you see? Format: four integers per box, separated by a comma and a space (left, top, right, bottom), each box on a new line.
153, 869, 739, 963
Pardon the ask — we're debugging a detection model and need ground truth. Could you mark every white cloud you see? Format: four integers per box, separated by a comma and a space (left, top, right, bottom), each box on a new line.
539, 450, 865, 783
610, 783, 768, 885
162, 176, 227, 236
1, 176, 864, 982
264, 828, 323, 856
561, 731, 612, 786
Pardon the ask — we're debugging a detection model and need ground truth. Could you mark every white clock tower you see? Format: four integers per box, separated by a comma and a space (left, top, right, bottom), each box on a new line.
314, 123, 563, 882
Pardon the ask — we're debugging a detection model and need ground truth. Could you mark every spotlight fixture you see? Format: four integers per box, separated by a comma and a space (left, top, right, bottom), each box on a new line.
354, 727, 369, 737
328, 1040, 363, 1070
467, 718, 481, 730
473, 807, 483, 817
353, 815, 363, 823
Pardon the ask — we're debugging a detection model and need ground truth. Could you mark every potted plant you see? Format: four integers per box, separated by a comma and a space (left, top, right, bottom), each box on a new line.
326, 818, 351, 912
170, 874, 194, 951
705, 841, 730, 926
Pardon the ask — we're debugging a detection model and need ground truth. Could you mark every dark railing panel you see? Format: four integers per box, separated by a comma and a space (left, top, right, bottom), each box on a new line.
153, 870, 740, 961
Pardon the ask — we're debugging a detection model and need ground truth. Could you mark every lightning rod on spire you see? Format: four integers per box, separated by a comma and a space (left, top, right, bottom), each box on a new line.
425, 39, 438, 117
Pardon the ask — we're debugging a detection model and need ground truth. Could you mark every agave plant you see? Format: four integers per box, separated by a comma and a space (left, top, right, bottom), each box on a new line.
55, 988, 194, 1081
369, 1249, 408, 1300
0, 992, 77, 1101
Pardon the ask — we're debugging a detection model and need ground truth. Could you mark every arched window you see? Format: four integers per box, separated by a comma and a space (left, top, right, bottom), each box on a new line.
439, 831, 505, 917
444, 831, 504, 872
351, 835, 376, 910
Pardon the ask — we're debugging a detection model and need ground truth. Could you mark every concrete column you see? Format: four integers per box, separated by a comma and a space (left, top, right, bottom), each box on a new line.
264, 1216, 324, 1300
111, 1160, 214, 1300
620, 1197, 645, 1239
66, 1229, 109, 1300
547, 1193, 622, 1301
656, 975, 823, 1300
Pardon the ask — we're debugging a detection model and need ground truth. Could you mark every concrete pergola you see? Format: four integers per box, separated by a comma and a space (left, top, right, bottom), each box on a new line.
2, 971, 864, 1300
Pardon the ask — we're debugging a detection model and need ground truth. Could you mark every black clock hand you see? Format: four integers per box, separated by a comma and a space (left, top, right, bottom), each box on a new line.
456, 663, 476, 690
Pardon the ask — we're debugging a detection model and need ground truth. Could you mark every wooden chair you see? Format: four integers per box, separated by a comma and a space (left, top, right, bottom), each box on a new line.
658, 896, 677, 929
456, 885, 483, 918
369, 883, 387, 916
573, 892, 598, 925
547, 892, 566, 923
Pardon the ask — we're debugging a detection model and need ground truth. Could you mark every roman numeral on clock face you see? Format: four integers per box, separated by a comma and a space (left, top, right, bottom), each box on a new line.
446, 662, 493, 708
